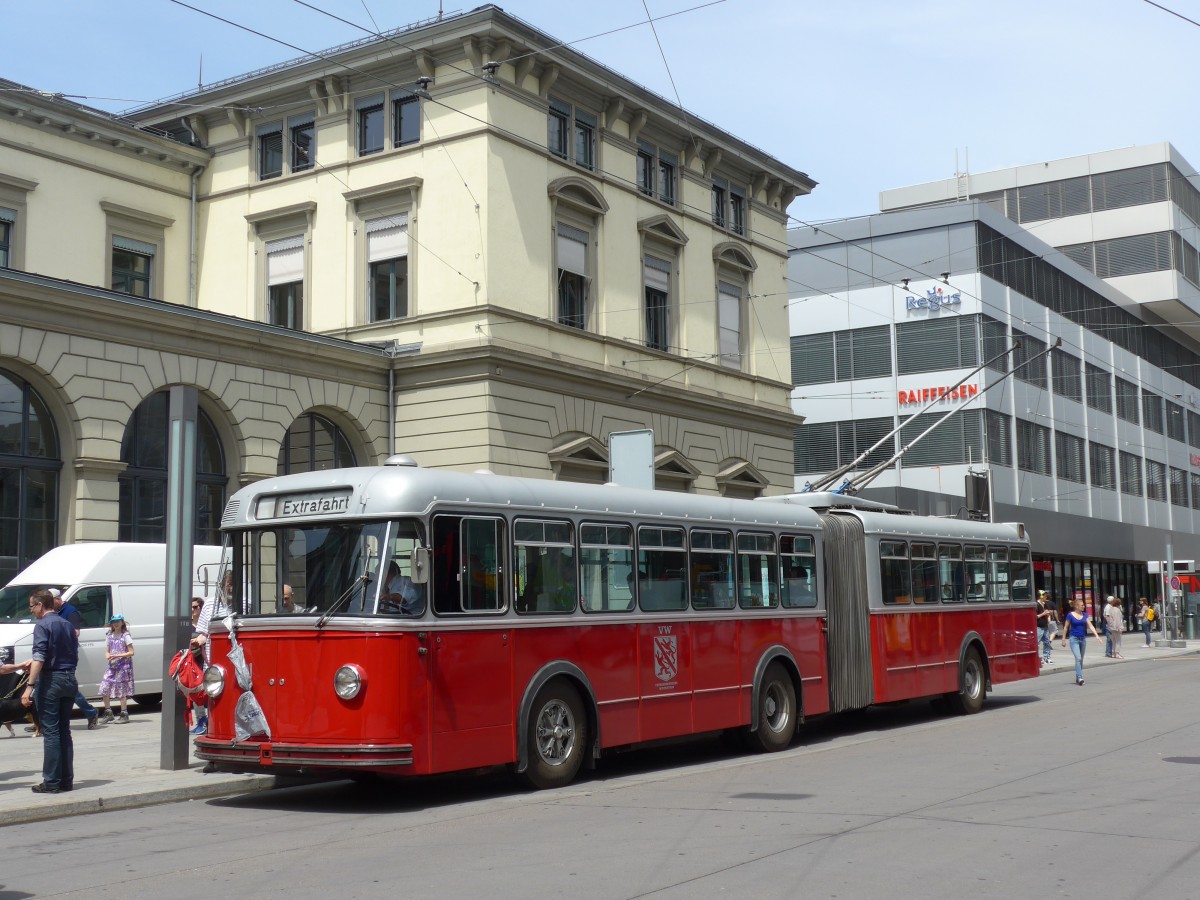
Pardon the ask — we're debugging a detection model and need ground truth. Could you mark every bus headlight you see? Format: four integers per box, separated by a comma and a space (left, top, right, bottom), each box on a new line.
203, 665, 225, 699
334, 664, 365, 700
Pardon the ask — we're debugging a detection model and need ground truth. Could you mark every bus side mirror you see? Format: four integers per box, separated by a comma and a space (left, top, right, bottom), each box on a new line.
410, 547, 430, 584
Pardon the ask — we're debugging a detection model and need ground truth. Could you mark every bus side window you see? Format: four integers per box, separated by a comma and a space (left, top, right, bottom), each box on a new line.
938, 543, 965, 602
737, 532, 779, 609
964, 545, 988, 601
988, 546, 1010, 602
579, 523, 634, 613
879, 541, 910, 604
910, 542, 938, 604
690, 530, 734, 610
514, 519, 576, 614
780, 534, 817, 608
1009, 546, 1032, 601
638, 526, 687, 611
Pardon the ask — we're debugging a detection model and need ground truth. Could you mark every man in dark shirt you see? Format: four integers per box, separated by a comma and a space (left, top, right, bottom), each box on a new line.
52, 591, 99, 730
21, 589, 79, 794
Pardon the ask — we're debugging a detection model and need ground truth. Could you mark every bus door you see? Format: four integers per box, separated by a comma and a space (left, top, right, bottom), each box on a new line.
636, 526, 692, 741
428, 515, 513, 771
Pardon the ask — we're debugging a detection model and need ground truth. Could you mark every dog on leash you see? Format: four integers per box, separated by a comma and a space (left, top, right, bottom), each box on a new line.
0, 668, 41, 737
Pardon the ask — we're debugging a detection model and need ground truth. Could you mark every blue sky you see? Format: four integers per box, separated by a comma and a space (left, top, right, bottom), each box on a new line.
5, 0, 1199, 222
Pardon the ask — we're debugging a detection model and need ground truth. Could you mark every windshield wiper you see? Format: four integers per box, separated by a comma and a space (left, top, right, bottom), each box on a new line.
316, 568, 373, 629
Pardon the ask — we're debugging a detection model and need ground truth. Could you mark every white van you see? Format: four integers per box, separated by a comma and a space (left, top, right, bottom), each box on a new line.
0, 543, 222, 702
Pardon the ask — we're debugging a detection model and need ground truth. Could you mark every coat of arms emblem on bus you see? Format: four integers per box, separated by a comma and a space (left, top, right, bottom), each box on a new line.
653, 634, 678, 683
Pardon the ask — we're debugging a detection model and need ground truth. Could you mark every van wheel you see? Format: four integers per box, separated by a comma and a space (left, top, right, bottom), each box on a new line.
520, 681, 587, 790
133, 694, 162, 710
747, 663, 796, 752
947, 649, 985, 715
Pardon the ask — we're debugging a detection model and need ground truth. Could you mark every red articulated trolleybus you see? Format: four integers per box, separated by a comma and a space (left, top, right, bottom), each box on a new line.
195, 456, 1039, 788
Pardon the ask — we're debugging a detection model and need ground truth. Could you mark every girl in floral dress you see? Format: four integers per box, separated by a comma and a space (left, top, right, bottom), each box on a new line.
99, 614, 135, 724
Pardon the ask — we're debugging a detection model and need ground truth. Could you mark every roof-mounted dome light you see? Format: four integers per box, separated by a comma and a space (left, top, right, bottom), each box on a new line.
384, 455, 419, 467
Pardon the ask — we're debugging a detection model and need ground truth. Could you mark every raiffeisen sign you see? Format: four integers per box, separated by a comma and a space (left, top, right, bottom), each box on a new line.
898, 384, 979, 404
905, 286, 962, 313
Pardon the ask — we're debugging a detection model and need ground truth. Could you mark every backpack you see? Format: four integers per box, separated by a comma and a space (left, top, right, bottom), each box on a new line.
1146, 606, 1156, 622
168, 648, 206, 697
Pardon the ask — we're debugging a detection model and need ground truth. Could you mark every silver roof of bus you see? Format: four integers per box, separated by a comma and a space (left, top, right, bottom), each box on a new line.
835, 509, 1027, 542
222, 465, 826, 531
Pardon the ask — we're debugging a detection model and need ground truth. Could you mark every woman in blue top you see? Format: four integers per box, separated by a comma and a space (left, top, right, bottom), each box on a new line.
1060, 598, 1103, 685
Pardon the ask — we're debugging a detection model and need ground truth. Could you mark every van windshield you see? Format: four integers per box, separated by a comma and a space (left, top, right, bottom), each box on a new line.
0, 585, 66, 624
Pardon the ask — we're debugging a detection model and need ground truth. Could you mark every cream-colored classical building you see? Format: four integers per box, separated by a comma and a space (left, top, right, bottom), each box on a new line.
0, 6, 811, 583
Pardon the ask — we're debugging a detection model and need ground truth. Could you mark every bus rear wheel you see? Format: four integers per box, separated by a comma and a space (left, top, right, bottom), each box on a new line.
747, 663, 796, 752
521, 681, 587, 790
947, 649, 985, 715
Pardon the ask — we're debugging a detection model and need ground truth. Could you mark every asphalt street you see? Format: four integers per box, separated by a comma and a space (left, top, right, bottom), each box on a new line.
0, 651, 1196, 899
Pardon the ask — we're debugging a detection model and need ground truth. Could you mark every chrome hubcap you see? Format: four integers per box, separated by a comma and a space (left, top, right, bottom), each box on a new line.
535, 699, 576, 766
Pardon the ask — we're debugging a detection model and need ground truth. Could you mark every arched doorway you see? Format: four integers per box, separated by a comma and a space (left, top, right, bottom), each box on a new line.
118, 391, 226, 545
0, 369, 61, 582
277, 413, 357, 474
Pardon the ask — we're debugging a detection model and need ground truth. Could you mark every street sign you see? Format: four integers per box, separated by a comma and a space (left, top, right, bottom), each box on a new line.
1171, 576, 1182, 591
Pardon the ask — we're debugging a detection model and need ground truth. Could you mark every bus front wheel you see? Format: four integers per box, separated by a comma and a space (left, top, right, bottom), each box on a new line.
521, 681, 588, 790
947, 649, 985, 715
747, 663, 797, 752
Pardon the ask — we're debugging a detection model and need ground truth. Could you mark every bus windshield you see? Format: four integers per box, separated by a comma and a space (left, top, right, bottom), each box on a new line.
237, 519, 425, 617
0, 584, 66, 624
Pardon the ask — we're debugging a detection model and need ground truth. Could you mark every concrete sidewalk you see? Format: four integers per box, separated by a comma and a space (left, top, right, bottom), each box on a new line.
1036, 632, 1197, 680
0, 706, 275, 825
0, 637, 1195, 825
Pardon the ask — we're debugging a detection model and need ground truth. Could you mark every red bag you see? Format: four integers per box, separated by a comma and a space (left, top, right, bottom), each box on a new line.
168, 648, 207, 704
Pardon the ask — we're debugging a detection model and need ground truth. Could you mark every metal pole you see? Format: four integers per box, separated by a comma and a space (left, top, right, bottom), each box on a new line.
161, 386, 198, 770
1157, 543, 1173, 648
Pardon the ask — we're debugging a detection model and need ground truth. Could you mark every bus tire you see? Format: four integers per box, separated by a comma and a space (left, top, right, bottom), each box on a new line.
747, 663, 796, 752
947, 649, 985, 715
520, 681, 587, 790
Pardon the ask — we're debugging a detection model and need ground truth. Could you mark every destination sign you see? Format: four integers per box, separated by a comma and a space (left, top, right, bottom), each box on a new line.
258, 490, 351, 519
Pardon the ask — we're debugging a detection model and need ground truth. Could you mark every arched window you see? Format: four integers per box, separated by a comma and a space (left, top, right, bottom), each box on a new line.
118, 392, 226, 545
277, 413, 357, 474
0, 369, 61, 584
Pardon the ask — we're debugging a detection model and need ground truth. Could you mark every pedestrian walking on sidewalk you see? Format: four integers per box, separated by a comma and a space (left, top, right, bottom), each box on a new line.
1105, 597, 1125, 659
98, 615, 135, 724
1102, 596, 1115, 657
21, 589, 77, 793
1137, 597, 1153, 647
51, 590, 99, 730
1036, 591, 1054, 664
1061, 597, 1104, 685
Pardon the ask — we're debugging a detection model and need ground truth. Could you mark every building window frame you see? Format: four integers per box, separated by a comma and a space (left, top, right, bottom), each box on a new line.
1119, 450, 1144, 497
714, 243, 756, 371
247, 203, 315, 330
102, 201, 171, 302
547, 98, 596, 171
549, 177, 608, 333
256, 113, 316, 180
356, 94, 386, 156
345, 178, 422, 326
712, 175, 749, 237
636, 142, 678, 206
1016, 419, 1052, 475
0, 174, 36, 271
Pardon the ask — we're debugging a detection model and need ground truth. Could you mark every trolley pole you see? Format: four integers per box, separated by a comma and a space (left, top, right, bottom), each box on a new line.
161, 386, 197, 770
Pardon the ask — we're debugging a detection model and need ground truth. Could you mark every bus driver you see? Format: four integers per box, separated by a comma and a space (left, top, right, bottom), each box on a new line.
379, 561, 425, 616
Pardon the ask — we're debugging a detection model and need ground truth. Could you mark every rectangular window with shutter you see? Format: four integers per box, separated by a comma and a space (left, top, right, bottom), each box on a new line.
1142, 390, 1164, 434
1092, 164, 1168, 211
1189, 411, 1200, 450
1119, 451, 1143, 496
644, 256, 671, 352
1094, 233, 1173, 278
899, 409, 983, 468
838, 417, 895, 469
794, 422, 836, 474
1016, 420, 1051, 475
986, 410, 1012, 467
1115, 378, 1140, 424
1011, 328, 1047, 389
1085, 364, 1112, 414
718, 281, 742, 369
896, 316, 977, 375
981, 316, 1009, 372
556, 223, 589, 330
838, 325, 892, 380
1055, 432, 1085, 483
367, 214, 409, 322
791, 332, 835, 385
289, 116, 314, 172
266, 235, 304, 330
1089, 442, 1116, 490
1166, 401, 1186, 443
1051, 349, 1082, 402
1170, 467, 1188, 506
357, 95, 385, 156
257, 121, 283, 180
112, 237, 154, 298
1191, 472, 1200, 508
1146, 459, 1167, 502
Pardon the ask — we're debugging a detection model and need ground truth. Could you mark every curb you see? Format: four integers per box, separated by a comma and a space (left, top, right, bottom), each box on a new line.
0, 774, 278, 826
